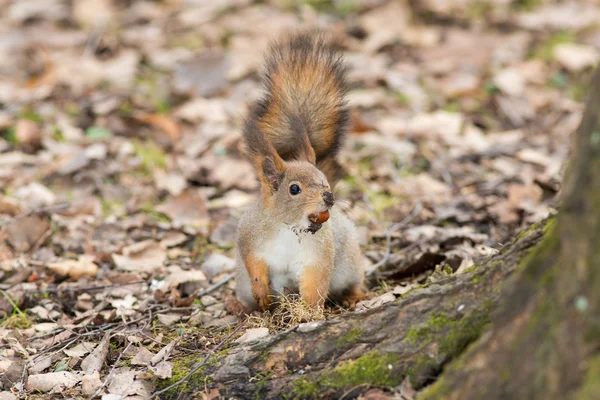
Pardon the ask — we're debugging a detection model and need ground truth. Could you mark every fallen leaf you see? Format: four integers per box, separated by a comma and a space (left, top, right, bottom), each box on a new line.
131, 347, 155, 366
4, 215, 50, 253
26, 371, 82, 392
356, 292, 396, 312
48, 256, 99, 279
150, 340, 175, 365
553, 43, 599, 72
81, 370, 103, 397
155, 190, 209, 228
200, 253, 235, 281
138, 113, 181, 143
112, 240, 167, 273
82, 332, 110, 375
149, 360, 173, 379
107, 368, 154, 398
64, 341, 97, 358
494, 68, 525, 97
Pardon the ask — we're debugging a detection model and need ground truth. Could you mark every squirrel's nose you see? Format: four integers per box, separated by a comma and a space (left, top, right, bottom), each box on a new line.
322, 191, 335, 207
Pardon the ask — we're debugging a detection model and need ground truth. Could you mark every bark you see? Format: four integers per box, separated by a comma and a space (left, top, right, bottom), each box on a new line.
160, 69, 600, 400
419, 67, 600, 400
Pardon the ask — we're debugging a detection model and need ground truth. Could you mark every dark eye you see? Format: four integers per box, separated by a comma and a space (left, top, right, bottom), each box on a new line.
289, 184, 301, 195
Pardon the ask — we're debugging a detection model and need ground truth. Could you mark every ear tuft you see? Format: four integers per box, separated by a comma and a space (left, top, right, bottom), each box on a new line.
299, 135, 317, 164
261, 156, 285, 192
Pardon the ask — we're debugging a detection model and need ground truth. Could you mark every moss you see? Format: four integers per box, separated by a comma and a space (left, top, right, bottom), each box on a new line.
472, 275, 482, 284
290, 351, 400, 399
252, 371, 275, 400
418, 374, 451, 399
337, 327, 362, 347
404, 314, 454, 346
461, 264, 478, 274
291, 377, 320, 399
155, 354, 212, 398
403, 305, 492, 388
576, 355, 600, 400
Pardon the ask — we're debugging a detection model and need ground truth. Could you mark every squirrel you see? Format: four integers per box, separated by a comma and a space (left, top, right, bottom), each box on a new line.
235, 33, 366, 311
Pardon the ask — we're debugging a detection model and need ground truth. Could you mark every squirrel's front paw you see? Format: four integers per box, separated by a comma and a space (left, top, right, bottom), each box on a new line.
252, 280, 272, 310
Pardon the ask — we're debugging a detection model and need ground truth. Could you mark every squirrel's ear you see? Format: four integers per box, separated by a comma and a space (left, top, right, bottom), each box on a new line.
260, 156, 286, 192
298, 135, 317, 164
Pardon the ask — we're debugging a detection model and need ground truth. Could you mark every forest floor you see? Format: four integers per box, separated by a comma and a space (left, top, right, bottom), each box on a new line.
0, 0, 598, 398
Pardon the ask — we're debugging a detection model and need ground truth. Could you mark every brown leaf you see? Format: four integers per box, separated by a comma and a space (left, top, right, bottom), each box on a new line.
138, 113, 181, 143
81, 332, 110, 375
131, 347, 155, 367
26, 371, 82, 392
47, 256, 99, 279
155, 190, 209, 227
112, 240, 167, 273
4, 215, 50, 252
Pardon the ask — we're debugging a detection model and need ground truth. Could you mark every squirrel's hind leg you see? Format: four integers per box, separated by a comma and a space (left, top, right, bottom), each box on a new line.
340, 284, 366, 309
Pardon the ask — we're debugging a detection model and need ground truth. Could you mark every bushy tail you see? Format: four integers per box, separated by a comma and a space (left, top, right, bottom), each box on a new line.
243, 32, 350, 186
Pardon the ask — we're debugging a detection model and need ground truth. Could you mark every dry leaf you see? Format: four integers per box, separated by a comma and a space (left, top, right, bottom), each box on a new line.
48, 256, 99, 279
149, 360, 173, 379
26, 371, 82, 392
155, 190, 209, 227
355, 293, 396, 312
131, 347, 155, 366
4, 215, 50, 253
82, 333, 110, 375
112, 240, 167, 273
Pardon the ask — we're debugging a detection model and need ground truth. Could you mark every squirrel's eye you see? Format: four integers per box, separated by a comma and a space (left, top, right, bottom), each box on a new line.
289, 184, 301, 195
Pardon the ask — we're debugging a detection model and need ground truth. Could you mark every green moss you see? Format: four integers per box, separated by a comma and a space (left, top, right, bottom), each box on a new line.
290, 351, 400, 399
331, 351, 399, 388
419, 373, 451, 399
403, 305, 492, 388
291, 377, 320, 399
252, 371, 275, 400
337, 327, 362, 347
155, 354, 210, 398
404, 314, 454, 346
576, 355, 600, 400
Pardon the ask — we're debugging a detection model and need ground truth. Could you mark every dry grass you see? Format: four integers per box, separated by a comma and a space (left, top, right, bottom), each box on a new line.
247, 293, 328, 331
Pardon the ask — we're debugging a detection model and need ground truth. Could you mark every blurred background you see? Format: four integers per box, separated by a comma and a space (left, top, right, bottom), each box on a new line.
0, 0, 598, 395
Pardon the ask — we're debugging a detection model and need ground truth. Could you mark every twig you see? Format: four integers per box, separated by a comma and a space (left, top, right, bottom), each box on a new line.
92, 340, 132, 398
368, 203, 423, 276
150, 320, 246, 399
27, 281, 146, 294
0, 203, 70, 227
195, 273, 235, 298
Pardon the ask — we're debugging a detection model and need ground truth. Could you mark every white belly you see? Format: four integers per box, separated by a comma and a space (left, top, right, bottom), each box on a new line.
255, 225, 322, 294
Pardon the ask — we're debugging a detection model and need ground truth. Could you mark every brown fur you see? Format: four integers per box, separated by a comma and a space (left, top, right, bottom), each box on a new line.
243, 32, 349, 186
299, 263, 332, 307
244, 253, 272, 310
236, 33, 364, 312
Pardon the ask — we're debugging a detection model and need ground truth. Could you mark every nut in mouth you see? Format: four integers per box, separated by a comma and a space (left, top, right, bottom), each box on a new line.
306, 210, 331, 234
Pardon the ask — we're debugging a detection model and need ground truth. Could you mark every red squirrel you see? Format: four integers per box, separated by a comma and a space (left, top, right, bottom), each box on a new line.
235, 33, 366, 311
